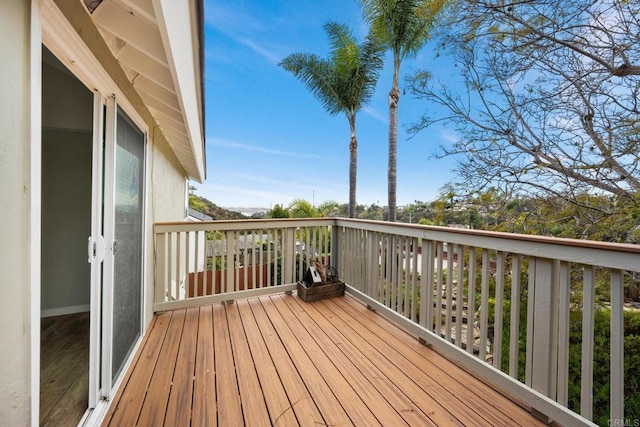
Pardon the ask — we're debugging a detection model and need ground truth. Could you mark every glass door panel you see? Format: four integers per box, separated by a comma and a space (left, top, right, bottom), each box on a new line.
110, 108, 145, 383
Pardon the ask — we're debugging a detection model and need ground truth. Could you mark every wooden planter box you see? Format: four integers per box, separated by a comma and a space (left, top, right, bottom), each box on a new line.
297, 280, 345, 302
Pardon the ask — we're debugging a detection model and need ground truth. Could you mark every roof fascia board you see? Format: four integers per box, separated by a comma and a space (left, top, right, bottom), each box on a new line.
151, 0, 205, 182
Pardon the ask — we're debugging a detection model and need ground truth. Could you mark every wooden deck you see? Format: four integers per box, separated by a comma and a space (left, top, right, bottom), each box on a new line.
102, 293, 545, 426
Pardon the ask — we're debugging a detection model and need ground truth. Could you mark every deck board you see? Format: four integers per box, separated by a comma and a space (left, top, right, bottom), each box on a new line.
235, 300, 300, 426
247, 298, 324, 425
164, 307, 198, 426
271, 294, 382, 426
264, 295, 353, 426
278, 294, 409, 426
137, 309, 185, 426
102, 293, 546, 426
103, 312, 167, 426
288, 294, 437, 426
212, 302, 244, 425
327, 296, 540, 426
192, 305, 216, 427
226, 301, 271, 425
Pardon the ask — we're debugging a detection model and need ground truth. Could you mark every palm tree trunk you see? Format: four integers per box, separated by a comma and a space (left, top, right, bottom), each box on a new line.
388, 57, 400, 222
349, 114, 357, 218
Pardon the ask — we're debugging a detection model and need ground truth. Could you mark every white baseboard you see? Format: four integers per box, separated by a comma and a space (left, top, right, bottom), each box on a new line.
41, 304, 90, 318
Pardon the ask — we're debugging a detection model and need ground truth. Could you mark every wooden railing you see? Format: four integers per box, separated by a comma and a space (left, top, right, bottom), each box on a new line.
155, 218, 640, 426
154, 219, 334, 311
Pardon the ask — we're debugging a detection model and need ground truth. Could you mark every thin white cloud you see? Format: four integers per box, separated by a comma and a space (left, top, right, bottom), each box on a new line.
204, 3, 264, 34
236, 37, 282, 65
440, 129, 460, 145
209, 138, 328, 159
362, 105, 387, 124
205, 3, 283, 65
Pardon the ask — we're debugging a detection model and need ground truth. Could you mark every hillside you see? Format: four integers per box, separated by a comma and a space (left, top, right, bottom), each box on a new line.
188, 194, 246, 220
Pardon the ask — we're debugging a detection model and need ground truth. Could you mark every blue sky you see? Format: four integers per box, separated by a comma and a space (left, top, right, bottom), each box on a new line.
196, 0, 462, 209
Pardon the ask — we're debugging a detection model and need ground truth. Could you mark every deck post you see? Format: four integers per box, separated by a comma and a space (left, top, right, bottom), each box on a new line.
527, 257, 559, 398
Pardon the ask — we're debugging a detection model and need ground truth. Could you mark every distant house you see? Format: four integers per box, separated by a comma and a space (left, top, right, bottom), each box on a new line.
0, 1, 205, 425
188, 208, 214, 221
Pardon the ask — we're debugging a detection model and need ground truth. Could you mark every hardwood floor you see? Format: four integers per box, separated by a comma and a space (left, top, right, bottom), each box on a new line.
40, 312, 90, 426
103, 293, 546, 426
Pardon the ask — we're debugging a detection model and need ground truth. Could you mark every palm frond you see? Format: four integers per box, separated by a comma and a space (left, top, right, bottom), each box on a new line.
279, 53, 343, 115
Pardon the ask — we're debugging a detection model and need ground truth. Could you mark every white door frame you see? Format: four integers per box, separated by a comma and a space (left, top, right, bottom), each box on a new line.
102, 95, 117, 396
88, 92, 106, 407
101, 97, 148, 398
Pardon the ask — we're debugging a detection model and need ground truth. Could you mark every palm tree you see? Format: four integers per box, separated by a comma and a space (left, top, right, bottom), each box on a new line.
316, 200, 341, 217
288, 198, 318, 218
360, 0, 448, 221
279, 22, 383, 218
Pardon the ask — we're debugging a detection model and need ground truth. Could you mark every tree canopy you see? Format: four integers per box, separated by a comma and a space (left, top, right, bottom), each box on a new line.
409, 0, 640, 215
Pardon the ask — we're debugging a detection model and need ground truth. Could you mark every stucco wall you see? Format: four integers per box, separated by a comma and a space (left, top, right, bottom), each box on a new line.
144, 129, 188, 324
0, 1, 34, 425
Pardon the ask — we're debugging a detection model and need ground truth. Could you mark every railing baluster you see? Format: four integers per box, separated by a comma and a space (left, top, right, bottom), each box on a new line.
479, 249, 490, 361
257, 229, 263, 288
240, 230, 246, 291
285, 227, 295, 284
362, 230, 368, 289
352, 228, 357, 285
185, 231, 191, 299
404, 236, 411, 318
455, 245, 464, 347
509, 254, 521, 378
423, 239, 435, 332
466, 248, 476, 355
525, 258, 536, 387
174, 231, 181, 301
435, 241, 444, 337
384, 234, 391, 308
493, 251, 505, 370
192, 230, 199, 298
387, 235, 394, 310
266, 229, 272, 287
580, 265, 594, 420
395, 235, 402, 313
324, 225, 330, 267
411, 237, 419, 323
209, 231, 215, 295
557, 261, 570, 406
610, 269, 624, 422
445, 243, 454, 343
235, 230, 240, 291
225, 231, 234, 293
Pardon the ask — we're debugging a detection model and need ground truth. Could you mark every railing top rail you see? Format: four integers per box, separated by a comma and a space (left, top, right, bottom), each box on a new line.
334, 218, 640, 271
334, 217, 640, 254
155, 217, 336, 232
154, 217, 640, 270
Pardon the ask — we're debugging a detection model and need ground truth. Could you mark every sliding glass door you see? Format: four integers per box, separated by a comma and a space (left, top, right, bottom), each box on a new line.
110, 108, 145, 383
102, 99, 146, 395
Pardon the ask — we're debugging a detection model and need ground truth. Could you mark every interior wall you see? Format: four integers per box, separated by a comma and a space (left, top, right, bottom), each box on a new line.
41, 57, 93, 316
